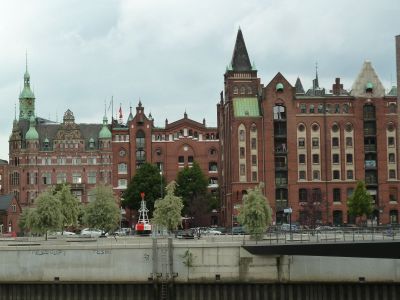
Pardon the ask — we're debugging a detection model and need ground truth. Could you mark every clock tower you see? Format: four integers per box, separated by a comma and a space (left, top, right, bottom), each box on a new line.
19, 57, 35, 120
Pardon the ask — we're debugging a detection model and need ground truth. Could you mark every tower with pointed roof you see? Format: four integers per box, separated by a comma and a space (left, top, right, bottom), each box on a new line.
19, 56, 35, 120
218, 28, 263, 227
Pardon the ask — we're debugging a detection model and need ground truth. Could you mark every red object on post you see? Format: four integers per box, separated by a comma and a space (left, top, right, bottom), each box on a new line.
140, 192, 145, 200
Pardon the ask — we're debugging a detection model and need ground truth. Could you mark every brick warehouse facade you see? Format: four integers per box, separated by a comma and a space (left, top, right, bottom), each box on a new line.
2, 29, 400, 229
219, 30, 400, 227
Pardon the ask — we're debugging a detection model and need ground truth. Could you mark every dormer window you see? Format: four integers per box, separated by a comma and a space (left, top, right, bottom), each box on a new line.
89, 138, 95, 149
365, 82, 373, 93
276, 83, 284, 92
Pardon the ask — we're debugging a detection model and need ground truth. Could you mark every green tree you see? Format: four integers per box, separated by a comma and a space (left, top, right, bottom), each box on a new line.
34, 189, 63, 240
347, 181, 373, 225
175, 162, 209, 225
56, 184, 81, 233
152, 181, 184, 233
123, 163, 164, 216
238, 184, 272, 240
83, 184, 120, 233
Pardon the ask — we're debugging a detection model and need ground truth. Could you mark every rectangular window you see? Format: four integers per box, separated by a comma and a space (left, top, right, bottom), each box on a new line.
313, 170, 320, 180
72, 157, 81, 165
252, 171, 257, 182
333, 188, 341, 202
312, 138, 319, 148
333, 170, 340, 180
11, 204, 16, 213
389, 153, 395, 163
178, 156, 184, 163
42, 173, 51, 185
347, 188, 354, 198
388, 137, 395, 147
251, 155, 257, 166
309, 104, 315, 113
188, 156, 194, 163
332, 154, 339, 164
334, 104, 340, 113
88, 157, 96, 165
57, 157, 66, 165
88, 171, 96, 184
298, 138, 305, 148
346, 137, 353, 147
389, 169, 396, 179
239, 147, 245, 159
389, 188, 397, 202
72, 173, 82, 184
240, 164, 245, 176
299, 154, 306, 164
300, 104, 306, 113
251, 138, 257, 150
318, 104, 324, 113
118, 163, 128, 174
299, 188, 308, 202
299, 170, 306, 180
347, 170, 354, 180
332, 137, 339, 147
118, 179, 127, 188
56, 173, 66, 184
72, 190, 82, 202
346, 154, 353, 164
312, 154, 319, 164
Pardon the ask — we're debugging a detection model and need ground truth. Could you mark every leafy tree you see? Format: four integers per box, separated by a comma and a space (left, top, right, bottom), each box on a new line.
18, 208, 35, 235
33, 189, 63, 240
347, 181, 373, 225
238, 184, 272, 240
123, 163, 164, 216
83, 184, 120, 233
152, 181, 184, 233
175, 162, 209, 225
56, 184, 81, 233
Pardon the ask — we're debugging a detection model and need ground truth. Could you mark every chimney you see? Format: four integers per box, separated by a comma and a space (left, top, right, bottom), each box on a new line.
332, 78, 343, 96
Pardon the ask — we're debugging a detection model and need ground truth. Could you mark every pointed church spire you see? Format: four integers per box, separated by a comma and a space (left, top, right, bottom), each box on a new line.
230, 28, 252, 72
313, 62, 319, 90
295, 77, 305, 94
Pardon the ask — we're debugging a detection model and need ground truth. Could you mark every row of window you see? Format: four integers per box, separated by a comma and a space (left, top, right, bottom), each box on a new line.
299, 103, 350, 114
298, 169, 353, 181
298, 153, 354, 165
298, 187, 398, 203
233, 86, 252, 95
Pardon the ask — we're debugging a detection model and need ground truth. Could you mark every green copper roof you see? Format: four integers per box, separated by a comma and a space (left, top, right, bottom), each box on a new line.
99, 115, 112, 139
233, 97, 260, 117
25, 116, 39, 140
19, 85, 35, 99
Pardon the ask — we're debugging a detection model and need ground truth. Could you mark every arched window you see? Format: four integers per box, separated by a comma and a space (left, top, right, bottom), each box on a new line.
233, 86, 238, 94
273, 105, 286, 120
389, 103, 397, 114
118, 163, 127, 174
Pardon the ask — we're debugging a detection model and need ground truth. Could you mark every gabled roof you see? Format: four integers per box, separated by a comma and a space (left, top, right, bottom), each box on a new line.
0, 194, 14, 211
350, 61, 385, 97
230, 29, 252, 72
388, 86, 397, 96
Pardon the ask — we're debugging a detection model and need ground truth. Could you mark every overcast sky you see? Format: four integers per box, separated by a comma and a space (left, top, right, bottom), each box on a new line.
0, 0, 399, 160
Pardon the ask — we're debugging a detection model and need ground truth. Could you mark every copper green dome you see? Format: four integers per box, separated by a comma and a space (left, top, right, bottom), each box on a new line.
25, 115, 39, 140
366, 82, 374, 90
99, 115, 112, 139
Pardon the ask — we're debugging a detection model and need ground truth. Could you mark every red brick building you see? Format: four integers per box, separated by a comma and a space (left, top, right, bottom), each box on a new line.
218, 29, 400, 226
4, 30, 400, 229
0, 194, 22, 235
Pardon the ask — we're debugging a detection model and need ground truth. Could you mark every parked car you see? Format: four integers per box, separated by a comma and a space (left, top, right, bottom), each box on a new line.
174, 230, 195, 239
231, 226, 246, 235
80, 228, 107, 238
205, 228, 222, 235
113, 228, 131, 236
280, 224, 298, 232
49, 231, 76, 236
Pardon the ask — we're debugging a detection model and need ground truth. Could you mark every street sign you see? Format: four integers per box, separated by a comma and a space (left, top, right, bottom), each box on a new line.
284, 208, 292, 214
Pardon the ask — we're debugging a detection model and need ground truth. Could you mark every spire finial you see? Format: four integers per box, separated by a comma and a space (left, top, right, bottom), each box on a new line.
104, 99, 106, 116
14, 103, 17, 120
25, 50, 28, 73
184, 109, 187, 118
